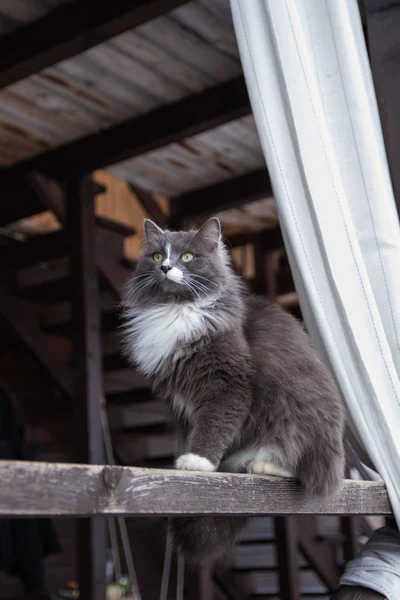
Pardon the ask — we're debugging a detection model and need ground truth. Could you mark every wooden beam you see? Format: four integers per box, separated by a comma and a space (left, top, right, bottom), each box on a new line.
66, 176, 106, 600
227, 226, 284, 251
172, 168, 272, 220
365, 0, 400, 213
0, 462, 391, 517
5, 77, 250, 180
0, 0, 189, 90
103, 368, 150, 394
253, 237, 278, 297
297, 515, 340, 591
129, 183, 169, 229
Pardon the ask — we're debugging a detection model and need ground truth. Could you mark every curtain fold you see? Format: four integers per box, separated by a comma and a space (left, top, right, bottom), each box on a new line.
230, 0, 400, 524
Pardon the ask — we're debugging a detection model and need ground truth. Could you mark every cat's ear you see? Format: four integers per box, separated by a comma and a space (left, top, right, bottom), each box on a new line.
195, 217, 222, 250
143, 219, 164, 245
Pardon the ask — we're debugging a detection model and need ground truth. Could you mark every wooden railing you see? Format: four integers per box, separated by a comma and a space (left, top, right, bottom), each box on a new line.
0, 460, 391, 517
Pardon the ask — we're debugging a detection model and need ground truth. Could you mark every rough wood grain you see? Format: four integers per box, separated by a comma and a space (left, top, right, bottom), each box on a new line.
0, 0, 190, 89
0, 461, 391, 518
5, 77, 250, 180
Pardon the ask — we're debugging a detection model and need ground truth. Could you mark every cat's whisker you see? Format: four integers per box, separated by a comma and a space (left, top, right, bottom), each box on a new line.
188, 279, 209, 294
181, 279, 202, 300
185, 279, 208, 296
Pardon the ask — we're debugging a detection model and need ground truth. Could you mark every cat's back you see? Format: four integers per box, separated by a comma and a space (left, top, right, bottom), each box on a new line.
244, 294, 320, 369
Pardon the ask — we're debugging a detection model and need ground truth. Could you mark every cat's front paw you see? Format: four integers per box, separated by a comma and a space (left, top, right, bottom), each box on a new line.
175, 453, 216, 472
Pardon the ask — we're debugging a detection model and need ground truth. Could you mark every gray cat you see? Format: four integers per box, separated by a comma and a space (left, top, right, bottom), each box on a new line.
121, 217, 345, 563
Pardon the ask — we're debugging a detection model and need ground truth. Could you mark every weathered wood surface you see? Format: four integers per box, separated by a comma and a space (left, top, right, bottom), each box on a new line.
67, 176, 107, 600
0, 0, 190, 89
172, 168, 272, 220
5, 77, 250, 180
0, 461, 391, 518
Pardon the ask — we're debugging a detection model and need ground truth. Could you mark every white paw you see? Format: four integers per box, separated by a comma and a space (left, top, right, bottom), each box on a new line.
175, 453, 216, 472
246, 460, 294, 478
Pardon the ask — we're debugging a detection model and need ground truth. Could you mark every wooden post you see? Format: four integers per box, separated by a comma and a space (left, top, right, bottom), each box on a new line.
275, 516, 301, 600
185, 565, 214, 600
365, 0, 400, 214
253, 237, 277, 297
341, 517, 360, 567
67, 176, 106, 600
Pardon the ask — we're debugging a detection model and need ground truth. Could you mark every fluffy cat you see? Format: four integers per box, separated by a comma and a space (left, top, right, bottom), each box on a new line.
121, 217, 345, 564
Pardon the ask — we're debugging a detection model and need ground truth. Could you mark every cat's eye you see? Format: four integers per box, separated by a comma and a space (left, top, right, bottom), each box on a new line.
153, 252, 163, 262
181, 252, 194, 263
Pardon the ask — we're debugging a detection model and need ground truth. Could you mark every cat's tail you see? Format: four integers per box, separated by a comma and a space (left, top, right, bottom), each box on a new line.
169, 516, 248, 565
297, 433, 345, 498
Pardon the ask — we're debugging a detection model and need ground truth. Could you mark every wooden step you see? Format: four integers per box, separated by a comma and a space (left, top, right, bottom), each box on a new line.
104, 387, 154, 405
0, 229, 67, 267
104, 368, 150, 395
41, 293, 118, 334
236, 569, 329, 596
102, 331, 130, 370
233, 543, 307, 571
16, 258, 70, 303
102, 331, 121, 358
237, 518, 275, 543
103, 351, 131, 371
112, 431, 178, 464
107, 400, 172, 430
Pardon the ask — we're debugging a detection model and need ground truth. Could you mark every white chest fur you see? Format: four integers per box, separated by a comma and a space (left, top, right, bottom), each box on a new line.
124, 301, 214, 377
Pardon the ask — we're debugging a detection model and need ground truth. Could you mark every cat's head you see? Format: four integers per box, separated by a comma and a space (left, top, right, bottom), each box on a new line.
124, 218, 231, 305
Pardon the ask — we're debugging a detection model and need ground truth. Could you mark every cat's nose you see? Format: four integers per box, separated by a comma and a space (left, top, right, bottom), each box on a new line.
161, 264, 172, 274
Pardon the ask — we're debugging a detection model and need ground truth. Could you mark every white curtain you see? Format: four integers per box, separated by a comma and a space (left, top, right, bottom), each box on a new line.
230, 0, 400, 525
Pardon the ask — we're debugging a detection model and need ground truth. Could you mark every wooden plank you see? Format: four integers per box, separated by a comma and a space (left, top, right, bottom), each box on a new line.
137, 14, 240, 84
0, 0, 190, 90
0, 462, 391, 517
275, 517, 301, 600
172, 1, 239, 59
113, 432, 178, 464
0, 229, 66, 266
41, 294, 116, 333
172, 168, 272, 220
66, 176, 106, 600
5, 77, 251, 179
235, 569, 328, 596
104, 368, 151, 395
107, 400, 172, 430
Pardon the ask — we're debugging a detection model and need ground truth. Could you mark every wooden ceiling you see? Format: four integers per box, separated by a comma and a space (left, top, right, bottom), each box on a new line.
0, 0, 276, 232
